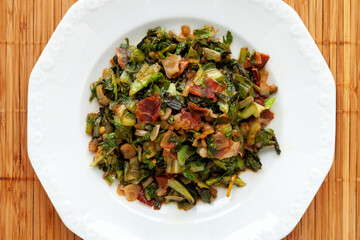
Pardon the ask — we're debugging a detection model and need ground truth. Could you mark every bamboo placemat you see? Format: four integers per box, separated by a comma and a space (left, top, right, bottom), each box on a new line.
0, 0, 358, 239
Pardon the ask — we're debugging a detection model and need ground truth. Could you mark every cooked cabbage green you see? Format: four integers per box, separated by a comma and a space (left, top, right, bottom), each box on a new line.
86, 25, 280, 210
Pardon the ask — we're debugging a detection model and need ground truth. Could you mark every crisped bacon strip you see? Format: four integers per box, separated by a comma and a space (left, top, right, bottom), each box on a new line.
137, 190, 154, 207
242, 53, 269, 86
254, 52, 270, 70
204, 77, 223, 99
187, 102, 217, 122
135, 92, 161, 123
162, 54, 190, 79
189, 84, 203, 98
179, 109, 201, 130
156, 177, 169, 190
252, 67, 260, 86
116, 48, 129, 69
187, 102, 208, 115
189, 77, 223, 99
258, 109, 274, 125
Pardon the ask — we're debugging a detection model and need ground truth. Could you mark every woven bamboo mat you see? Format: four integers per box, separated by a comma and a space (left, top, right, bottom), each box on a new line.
0, 0, 358, 239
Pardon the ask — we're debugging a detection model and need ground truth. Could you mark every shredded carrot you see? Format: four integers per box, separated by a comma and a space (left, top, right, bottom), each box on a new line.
198, 124, 214, 139
226, 174, 237, 197
201, 139, 207, 147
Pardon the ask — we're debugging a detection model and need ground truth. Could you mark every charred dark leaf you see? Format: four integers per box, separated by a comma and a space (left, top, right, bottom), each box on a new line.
164, 97, 182, 111
244, 150, 262, 171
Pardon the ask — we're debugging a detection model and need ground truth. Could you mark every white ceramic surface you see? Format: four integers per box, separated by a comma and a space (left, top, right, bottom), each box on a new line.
27, 0, 336, 239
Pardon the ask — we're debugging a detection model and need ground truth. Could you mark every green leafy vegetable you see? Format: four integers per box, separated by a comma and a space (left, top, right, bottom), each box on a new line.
193, 67, 206, 86
233, 74, 252, 99
264, 97, 276, 109
129, 63, 162, 95
175, 42, 187, 55
100, 133, 118, 151
190, 161, 205, 172
239, 47, 249, 64
205, 68, 226, 83
167, 178, 195, 204
86, 113, 96, 135
86, 25, 280, 210
199, 188, 211, 203
238, 102, 265, 119
178, 145, 194, 166
223, 31, 233, 46
203, 48, 222, 62
244, 150, 262, 171
183, 170, 198, 181
145, 184, 158, 200
103, 171, 116, 185
193, 26, 215, 39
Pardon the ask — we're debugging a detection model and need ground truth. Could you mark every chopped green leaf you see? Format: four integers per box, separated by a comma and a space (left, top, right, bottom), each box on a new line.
193, 26, 215, 39
244, 150, 262, 171
100, 133, 118, 151
167, 179, 195, 204
264, 97, 276, 109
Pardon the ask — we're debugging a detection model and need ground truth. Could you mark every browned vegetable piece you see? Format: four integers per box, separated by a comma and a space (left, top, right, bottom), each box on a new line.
214, 141, 241, 160
161, 54, 190, 79
135, 129, 148, 137
120, 143, 137, 159
149, 51, 157, 61
124, 184, 141, 201
99, 126, 106, 134
254, 52, 270, 70
181, 25, 191, 37
160, 120, 170, 130
165, 195, 184, 201
96, 85, 111, 105
112, 104, 127, 117
197, 147, 208, 158
88, 139, 99, 152
213, 132, 229, 150
210, 188, 218, 198
117, 184, 125, 196
156, 188, 167, 197
150, 124, 160, 141
160, 107, 172, 121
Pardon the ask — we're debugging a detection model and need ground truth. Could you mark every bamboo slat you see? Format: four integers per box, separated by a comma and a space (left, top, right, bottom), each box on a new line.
0, 0, 359, 239
349, 0, 358, 238
356, 1, 360, 239
328, 0, 338, 239
0, 1, 6, 239
24, 0, 35, 239
18, 0, 28, 238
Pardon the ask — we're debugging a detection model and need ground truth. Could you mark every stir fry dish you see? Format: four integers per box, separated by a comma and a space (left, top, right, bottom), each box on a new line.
85, 25, 280, 210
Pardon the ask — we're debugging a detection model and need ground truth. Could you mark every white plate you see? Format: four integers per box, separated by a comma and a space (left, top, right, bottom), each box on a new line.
27, 0, 335, 239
